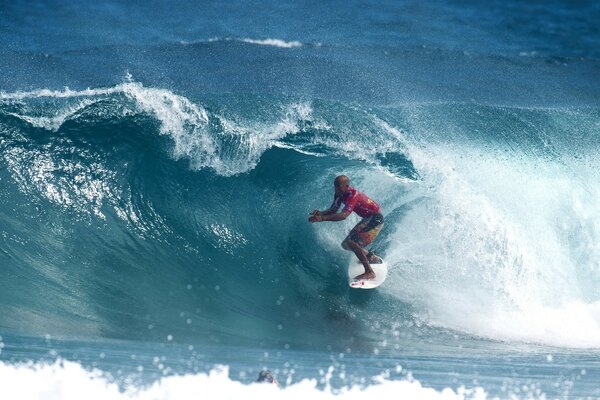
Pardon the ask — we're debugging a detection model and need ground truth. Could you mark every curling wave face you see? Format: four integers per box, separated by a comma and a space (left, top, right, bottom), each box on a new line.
1, 83, 600, 349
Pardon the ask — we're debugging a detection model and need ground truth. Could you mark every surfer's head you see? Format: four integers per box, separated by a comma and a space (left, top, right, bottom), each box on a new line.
334, 175, 350, 195
257, 370, 278, 385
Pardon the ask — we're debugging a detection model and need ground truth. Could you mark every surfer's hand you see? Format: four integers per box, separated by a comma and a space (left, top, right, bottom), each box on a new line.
310, 210, 321, 216
309, 214, 322, 223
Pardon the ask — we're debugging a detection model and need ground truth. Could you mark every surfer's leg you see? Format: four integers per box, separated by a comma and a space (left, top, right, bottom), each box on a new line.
342, 220, 367, 255
342, 236, 368, 257
344, 214, 385, 279
361, 213, 384, 263
343, 219, 375, 280
343, 237, 375, 280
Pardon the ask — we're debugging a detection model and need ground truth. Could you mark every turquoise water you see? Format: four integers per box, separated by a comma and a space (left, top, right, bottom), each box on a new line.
1, 1, 600, 398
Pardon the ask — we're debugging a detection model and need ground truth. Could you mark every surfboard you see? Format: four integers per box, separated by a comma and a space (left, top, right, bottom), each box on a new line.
348, 257, 388, 289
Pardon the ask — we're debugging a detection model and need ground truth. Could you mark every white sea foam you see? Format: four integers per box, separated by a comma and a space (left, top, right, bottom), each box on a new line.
0, 86, 121, 100
0, 361, 486, 400
3, 145, 117, 219
213, 101, 316, 174
375, 113, 600, 348
117, 82, 221, 173
240, 38, 303, 48
178, 37, 304, 48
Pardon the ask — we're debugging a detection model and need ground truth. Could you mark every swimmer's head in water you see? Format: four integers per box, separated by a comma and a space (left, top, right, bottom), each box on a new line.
257, 369, 278, 384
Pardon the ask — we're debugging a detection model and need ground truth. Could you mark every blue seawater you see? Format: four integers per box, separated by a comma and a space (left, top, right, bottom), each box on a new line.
1, 1, 600, 398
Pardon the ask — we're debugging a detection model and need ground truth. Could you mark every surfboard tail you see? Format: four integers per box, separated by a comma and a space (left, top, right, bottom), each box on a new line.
347, 258, 388, 289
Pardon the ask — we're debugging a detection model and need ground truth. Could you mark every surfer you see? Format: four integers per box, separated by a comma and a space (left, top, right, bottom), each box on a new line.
309, 175, 384, 280
257, 370, 278, 385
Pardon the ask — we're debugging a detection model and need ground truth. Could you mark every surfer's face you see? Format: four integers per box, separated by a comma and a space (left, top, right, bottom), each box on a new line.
335, 181, 349, 195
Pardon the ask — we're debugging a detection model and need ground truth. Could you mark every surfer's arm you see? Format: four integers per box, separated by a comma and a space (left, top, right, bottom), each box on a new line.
309, 208, 349, 223
322, 194, 343, 215
320, 207, 338, 216
310, 195, 341, 218
319, 211, 350, 222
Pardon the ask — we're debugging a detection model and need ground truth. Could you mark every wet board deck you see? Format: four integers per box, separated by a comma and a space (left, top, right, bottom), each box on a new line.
348, 258, 388, 289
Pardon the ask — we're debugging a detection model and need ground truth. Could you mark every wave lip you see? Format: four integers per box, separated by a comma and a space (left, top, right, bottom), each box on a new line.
0, 82, 322, 177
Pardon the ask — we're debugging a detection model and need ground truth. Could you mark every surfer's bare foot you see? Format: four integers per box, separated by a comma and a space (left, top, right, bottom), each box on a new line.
367, 252, 382, 264
355, 271, 376, 280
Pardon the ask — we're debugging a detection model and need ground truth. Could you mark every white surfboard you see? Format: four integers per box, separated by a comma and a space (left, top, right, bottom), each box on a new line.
348, 257, 388, 289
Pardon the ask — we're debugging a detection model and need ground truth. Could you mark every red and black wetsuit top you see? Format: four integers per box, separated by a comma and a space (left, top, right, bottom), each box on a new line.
331, 186, 380, 218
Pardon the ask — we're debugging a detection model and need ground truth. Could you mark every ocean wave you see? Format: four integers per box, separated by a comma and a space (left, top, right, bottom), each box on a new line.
2, 86, 600, 348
